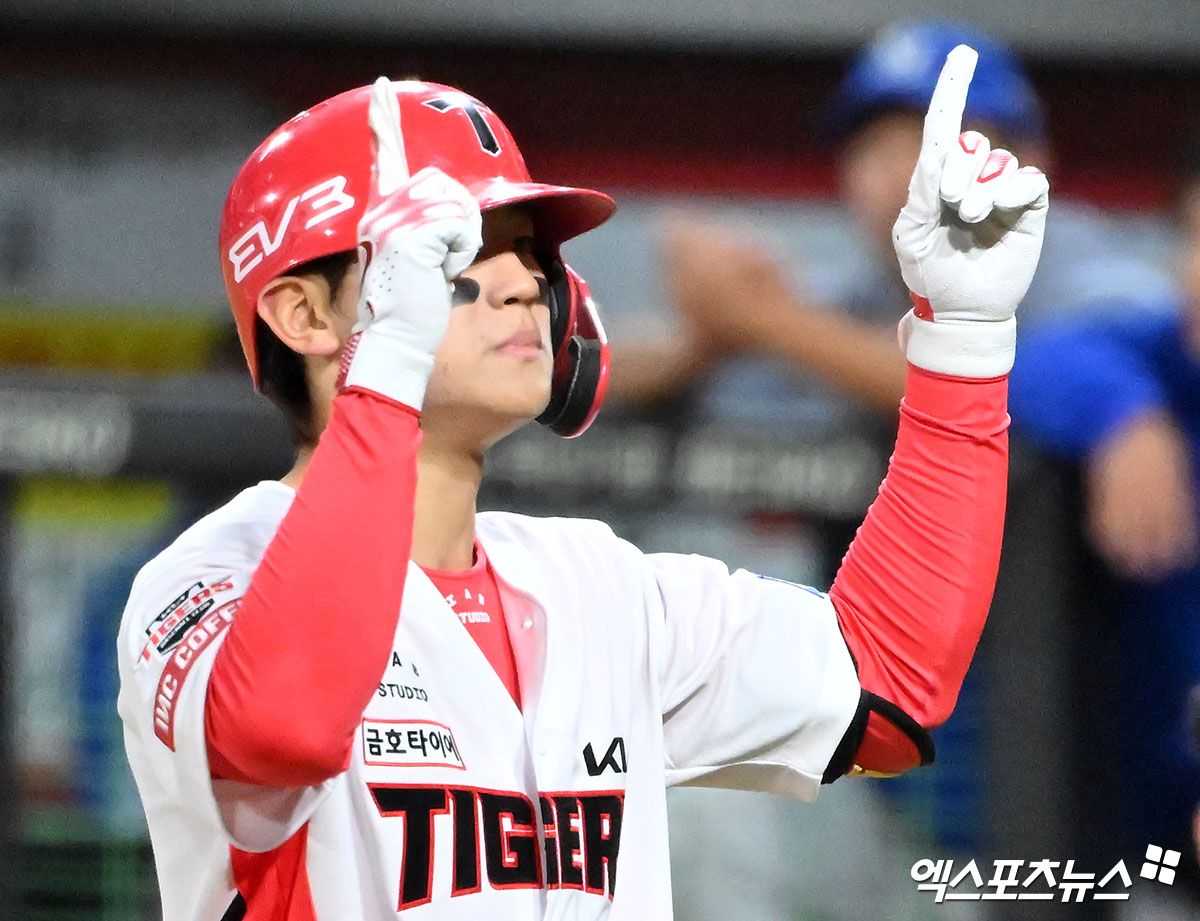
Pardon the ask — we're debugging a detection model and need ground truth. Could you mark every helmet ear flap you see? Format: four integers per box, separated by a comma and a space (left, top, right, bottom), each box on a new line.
536, 261, 609, 438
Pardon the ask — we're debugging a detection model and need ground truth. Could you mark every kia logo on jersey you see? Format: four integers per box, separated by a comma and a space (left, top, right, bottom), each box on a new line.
583, 737, 627, 776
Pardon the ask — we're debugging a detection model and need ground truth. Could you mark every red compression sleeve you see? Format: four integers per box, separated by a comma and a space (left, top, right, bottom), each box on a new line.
205, 388, 420, 787
829, 364, 1008, 774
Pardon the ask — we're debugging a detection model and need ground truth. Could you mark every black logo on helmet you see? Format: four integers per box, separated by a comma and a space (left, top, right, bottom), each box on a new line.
424, 96, 501, 156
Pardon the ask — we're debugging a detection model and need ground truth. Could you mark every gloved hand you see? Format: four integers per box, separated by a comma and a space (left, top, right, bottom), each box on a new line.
340, 77, 483, 408
893, 45, 1050, 378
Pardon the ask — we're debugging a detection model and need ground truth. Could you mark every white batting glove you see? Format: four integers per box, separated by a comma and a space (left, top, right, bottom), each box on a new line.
893, 45, 1050, 378
339, 77, 483, 408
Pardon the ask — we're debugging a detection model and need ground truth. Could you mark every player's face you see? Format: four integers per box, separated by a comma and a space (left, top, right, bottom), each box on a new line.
420, 205, 554, 448
839, 110, 925, 260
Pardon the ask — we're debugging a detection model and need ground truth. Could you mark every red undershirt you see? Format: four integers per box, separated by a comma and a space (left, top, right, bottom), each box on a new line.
421, 543, 521, 709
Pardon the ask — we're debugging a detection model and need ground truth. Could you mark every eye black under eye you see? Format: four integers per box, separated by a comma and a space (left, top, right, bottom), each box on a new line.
451, 277, 481, 306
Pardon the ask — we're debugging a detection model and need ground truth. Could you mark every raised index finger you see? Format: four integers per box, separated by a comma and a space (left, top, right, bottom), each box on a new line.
923, 45, 978, 154
368, 76, 409, 196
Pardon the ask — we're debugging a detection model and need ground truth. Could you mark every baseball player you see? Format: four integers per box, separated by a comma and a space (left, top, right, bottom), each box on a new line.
118, 48, 1047, 920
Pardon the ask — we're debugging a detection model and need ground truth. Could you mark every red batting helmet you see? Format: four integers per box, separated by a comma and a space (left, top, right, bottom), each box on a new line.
219, 80, 615, 438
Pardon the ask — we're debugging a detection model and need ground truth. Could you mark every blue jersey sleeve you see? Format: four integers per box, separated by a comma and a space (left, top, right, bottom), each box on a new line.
1008, 310, 1178, 458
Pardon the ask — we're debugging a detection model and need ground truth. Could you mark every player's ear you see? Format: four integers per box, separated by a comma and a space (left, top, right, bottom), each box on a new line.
257, 275, 341, 358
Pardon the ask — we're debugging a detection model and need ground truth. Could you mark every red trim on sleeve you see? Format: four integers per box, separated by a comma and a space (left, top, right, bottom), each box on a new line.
230, 824, 318, 921
854, 711, 922, 775
205, 389, 421, 786
830, 364, 1009, 772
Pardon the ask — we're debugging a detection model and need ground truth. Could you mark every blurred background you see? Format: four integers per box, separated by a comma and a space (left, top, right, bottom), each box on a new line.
3, 1, 1200, 919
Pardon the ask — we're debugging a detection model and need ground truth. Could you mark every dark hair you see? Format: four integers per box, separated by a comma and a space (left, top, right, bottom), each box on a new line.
257, 249, 358, 447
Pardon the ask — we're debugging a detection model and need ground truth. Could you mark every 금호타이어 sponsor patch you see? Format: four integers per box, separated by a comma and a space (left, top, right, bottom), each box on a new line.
362, 719, 466, 770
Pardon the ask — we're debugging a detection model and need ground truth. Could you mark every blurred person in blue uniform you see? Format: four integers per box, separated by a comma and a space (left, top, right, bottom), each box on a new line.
1005, 137, 1200, 904
611, 20, 1172, 428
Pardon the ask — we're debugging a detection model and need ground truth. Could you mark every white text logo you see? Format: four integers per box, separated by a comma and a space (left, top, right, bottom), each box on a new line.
228, 176, 355, 283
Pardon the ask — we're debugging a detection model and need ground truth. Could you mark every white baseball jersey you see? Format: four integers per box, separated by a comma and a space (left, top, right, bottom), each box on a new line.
118, 481, 860, 920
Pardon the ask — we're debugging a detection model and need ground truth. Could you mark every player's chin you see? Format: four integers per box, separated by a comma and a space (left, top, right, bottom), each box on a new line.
489, 352, 552, 403
469, 389, 552, 451
489, 375, 552, 423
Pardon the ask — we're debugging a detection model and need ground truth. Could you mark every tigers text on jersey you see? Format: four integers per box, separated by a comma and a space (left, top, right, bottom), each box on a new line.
117, 482, 859, 920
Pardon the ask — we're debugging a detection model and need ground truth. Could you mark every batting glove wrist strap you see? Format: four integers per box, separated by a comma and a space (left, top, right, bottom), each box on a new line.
341, 332, 436, 411
899, 312, 1015, 378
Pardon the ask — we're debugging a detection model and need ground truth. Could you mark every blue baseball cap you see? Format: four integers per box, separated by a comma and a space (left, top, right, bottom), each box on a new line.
821, 20, 1046, 146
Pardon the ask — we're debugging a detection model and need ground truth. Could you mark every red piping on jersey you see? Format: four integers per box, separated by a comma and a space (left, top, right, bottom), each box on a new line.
830, 365, 1008, 772
205, 388, 421, 786
230, 825, 318, 921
